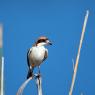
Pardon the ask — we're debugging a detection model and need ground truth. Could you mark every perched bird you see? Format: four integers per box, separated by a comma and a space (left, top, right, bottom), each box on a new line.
27, 36, 52, 79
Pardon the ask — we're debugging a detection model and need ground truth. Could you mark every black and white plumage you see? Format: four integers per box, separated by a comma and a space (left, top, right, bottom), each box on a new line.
27, 36, 52, 79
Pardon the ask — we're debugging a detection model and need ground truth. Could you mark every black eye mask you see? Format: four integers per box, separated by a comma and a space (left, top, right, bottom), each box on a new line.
37, 38, 48, 43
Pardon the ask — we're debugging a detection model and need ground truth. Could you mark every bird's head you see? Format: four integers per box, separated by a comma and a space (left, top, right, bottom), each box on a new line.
36, 36, 52, 46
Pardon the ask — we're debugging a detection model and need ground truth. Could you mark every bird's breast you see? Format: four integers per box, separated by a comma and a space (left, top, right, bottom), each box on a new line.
30, 46, 45, 62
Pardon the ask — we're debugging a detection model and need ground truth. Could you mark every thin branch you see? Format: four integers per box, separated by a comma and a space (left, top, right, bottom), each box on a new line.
69, 10, 89, 95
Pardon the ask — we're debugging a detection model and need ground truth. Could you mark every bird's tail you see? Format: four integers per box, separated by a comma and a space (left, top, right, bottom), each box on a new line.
27, 69, 33, 79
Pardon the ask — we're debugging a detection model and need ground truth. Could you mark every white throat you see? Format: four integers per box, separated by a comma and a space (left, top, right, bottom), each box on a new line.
37, 42, 47, 46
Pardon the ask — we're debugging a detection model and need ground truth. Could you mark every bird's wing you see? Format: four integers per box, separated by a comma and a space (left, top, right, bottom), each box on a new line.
43, 49, 48, 62
27, 48, 32, 68
27, 48, 34, 79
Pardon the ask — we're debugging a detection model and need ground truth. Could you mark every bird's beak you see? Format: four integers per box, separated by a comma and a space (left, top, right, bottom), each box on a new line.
48, 41, 52, 45
46, 40, 52, 45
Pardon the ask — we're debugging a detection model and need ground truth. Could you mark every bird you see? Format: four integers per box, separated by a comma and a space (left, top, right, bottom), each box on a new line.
27, 36, 52, 79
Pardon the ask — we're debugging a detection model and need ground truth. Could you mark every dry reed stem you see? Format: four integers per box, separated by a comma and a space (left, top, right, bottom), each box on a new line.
16, 77, 33, 95
16, 74, 42, 95
36, 75, 42, 95
69, 10, 89, 95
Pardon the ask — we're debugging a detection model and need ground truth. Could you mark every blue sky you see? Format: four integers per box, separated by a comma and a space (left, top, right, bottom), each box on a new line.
0, 0, 95, 95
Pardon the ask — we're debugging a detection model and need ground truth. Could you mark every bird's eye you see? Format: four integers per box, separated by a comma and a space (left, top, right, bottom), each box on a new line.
37, 40, 41, 43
